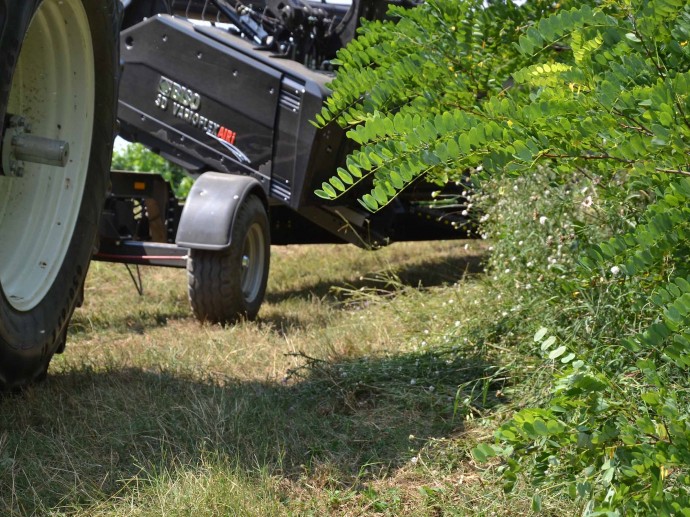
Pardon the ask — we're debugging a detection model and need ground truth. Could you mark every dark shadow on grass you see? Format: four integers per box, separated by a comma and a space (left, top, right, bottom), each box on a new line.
257, 251, 485, 334
0, 348, 504, 514
69, 249, 485, 337
68, 305, 193, 335
265, 252, 486, 305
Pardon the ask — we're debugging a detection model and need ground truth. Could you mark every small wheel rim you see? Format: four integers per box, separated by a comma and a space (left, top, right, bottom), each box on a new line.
240, 222, 266, 303
0, 0, 94, 311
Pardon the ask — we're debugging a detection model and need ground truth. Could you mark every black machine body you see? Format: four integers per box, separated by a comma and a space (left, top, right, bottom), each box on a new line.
98, 0, 470, 321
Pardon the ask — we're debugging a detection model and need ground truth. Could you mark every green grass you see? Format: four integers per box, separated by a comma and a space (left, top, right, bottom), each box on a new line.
0, 240, 571, 515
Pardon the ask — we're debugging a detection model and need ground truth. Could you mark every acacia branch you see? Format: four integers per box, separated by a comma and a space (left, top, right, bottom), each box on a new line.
654, 167, 690, 177
632, 21, 690, 129
541, 153, 634, 164
612, 108, 653, 136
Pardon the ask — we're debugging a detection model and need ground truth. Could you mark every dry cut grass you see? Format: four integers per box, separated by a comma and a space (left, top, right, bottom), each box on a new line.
0, 240, 571, 516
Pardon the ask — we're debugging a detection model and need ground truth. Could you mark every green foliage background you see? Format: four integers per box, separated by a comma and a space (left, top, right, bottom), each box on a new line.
112, 141, 193, 198
320, 0, 690, 513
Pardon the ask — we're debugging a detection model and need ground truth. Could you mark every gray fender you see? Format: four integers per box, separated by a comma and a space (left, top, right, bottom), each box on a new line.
176, 172, 267, 251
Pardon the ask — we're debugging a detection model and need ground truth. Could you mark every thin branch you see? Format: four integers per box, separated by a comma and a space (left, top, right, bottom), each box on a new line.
619, 124, 653, 136
612, 108, 654, 136
541, 153, 634, 164
654, 167, 690, 177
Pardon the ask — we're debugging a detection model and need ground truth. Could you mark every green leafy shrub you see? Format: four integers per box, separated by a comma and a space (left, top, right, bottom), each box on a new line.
474, 172, 690, 514
318, 0, 690, 512
314, 0, 569, 209
477, 171, 601, 291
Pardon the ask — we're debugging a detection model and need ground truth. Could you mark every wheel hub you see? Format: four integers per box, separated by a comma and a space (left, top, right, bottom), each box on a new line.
2, 116, 70, 176
240, 222, 265, 300
0, 0, 94, 311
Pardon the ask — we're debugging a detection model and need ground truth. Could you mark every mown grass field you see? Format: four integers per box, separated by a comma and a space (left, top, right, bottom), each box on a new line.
1, 240, 568, 516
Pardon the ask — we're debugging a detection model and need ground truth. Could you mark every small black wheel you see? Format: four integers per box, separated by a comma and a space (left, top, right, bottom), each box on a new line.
0, 0, 118, 389
187, 195, 270, 324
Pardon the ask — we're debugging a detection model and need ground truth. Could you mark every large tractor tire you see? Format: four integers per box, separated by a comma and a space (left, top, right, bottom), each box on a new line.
187, 196, 270, 324
0, 0, 119, 389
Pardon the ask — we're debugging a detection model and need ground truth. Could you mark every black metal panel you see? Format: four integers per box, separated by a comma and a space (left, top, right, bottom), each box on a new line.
115, 13, 473, 250
119, 15, 281, 181
192, 22, 333, 211
270, 77, 303, 204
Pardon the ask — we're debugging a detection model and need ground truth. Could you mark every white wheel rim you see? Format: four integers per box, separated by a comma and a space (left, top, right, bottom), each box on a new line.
240, 223, 266, 302
0, 0, 94, 311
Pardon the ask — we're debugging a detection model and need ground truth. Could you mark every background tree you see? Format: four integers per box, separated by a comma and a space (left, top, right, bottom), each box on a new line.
112, 141, 193, 198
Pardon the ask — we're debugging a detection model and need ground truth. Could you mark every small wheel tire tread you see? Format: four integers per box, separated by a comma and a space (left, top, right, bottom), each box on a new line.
187, 195, 270, 324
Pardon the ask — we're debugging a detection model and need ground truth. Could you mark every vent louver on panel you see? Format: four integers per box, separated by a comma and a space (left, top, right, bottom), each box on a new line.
279, 77, 304, 112
270, 180, 291, 202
